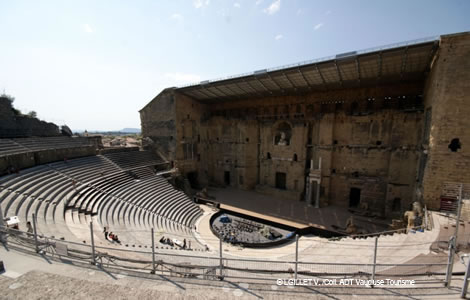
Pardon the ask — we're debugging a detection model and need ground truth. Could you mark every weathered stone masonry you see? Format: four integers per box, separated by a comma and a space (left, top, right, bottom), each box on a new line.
140, 32, 470, 217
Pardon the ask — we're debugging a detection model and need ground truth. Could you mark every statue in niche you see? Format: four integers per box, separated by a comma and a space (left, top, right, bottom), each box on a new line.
274, 122, 292, 146
277, 132, 287, 146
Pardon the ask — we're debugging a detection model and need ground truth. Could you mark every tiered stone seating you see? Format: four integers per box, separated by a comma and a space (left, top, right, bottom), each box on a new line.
0, 139, 30, 157
0, 152, 204, 251
104, 150, 165, 169
12, 136, 92, 151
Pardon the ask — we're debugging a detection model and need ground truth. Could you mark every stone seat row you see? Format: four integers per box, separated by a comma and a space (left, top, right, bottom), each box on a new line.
103, 151, 165, 170
0, 153, 203, 252
0, 136, 93, 157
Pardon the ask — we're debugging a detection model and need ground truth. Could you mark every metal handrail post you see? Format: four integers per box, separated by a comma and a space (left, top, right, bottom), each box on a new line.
32, 213, 39, 253
90, 221, 96, 265
151, 228, 156, 274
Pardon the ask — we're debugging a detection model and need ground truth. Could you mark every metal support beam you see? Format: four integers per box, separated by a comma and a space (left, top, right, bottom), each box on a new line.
377, 52, 383, 81
196, 88, 217, 99
253, 76, 272, 95
334, 60, 343, 86
233, 81, 255, 97
201, 87, 220, 98
315, 65, 327, 89
243, 79, 264, 96
400, 47, 409, 79
356, 57, 361, 84
211, 85, 232, 98
283, 72, 297, 90
297, 68, 312, 90
266, 73, 283, 92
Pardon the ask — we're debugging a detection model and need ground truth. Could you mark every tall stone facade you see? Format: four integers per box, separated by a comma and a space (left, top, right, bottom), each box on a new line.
421, 32, 470, 210
140, 32, 470, 218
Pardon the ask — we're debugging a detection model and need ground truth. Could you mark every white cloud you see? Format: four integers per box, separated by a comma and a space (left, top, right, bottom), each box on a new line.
164, 72, 201, 83
275, 34, 283, 40
193, 0, 210, 9
314, 23, 324, 30
170, 13, 184, 22
82, 24, 94, 33
234, 2, 240, 8
263, 0, 280, 15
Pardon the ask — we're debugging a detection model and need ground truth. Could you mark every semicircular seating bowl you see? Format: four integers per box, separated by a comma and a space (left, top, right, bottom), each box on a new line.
0, 151, 203, 251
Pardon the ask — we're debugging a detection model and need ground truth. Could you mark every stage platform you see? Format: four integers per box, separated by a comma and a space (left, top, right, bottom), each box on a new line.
208, 187, 391, 235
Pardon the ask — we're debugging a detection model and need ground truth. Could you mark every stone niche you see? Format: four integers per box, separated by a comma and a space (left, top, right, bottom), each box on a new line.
273, 121, 292, 146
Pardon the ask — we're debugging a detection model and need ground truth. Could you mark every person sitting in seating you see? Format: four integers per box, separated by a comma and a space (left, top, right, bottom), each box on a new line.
108, 232, 115, 241
26, 221, 33, 235
112, 234, 121, 244
159, 236, 166, 244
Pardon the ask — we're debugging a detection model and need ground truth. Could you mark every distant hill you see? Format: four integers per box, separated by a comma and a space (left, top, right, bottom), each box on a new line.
120, 128, 141, 133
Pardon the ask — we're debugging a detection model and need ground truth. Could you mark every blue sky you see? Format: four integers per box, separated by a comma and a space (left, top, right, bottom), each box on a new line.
1, 0, 469, 131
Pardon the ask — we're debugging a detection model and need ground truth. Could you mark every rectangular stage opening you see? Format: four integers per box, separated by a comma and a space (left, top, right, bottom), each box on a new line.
349, 187, 361, 208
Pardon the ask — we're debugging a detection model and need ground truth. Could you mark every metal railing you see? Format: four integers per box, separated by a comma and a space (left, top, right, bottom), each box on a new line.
0, 223, 454, 288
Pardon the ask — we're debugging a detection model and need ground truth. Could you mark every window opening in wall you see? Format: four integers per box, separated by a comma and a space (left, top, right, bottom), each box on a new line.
197, 134, 200, 143
335, 102, 343, 111
367, 98, 374, 111
267, 152, 271, 159
349, 188, 361, 208
275, 172, 286, 190
293, 153, 298, 161
246, 138, 249, 142
392, 198, 401, 212
351, 101, 359, 114
448, 138, 461, 152
224, 171, 230, 186
239, 175, 244, 185
376, 140, 382, 146
187, 172, 199, 189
